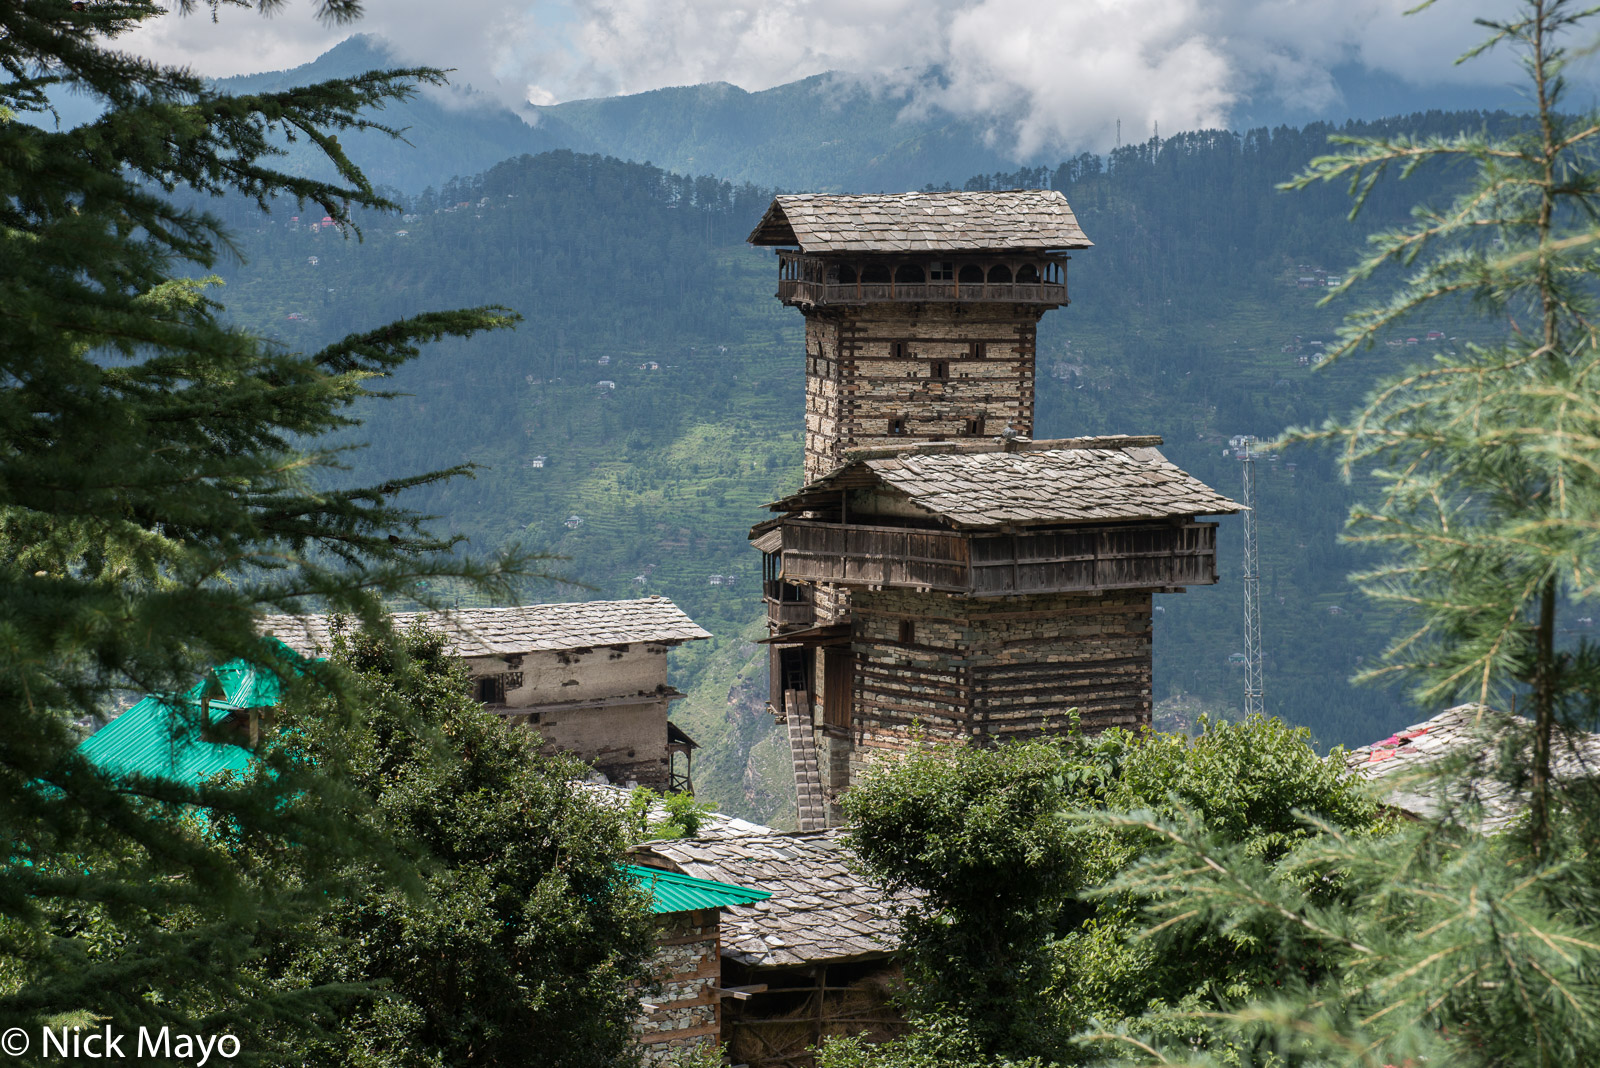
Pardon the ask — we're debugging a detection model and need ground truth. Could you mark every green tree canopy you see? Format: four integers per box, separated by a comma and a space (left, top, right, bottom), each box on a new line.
0, 0, 539, 1053
833, 717, 1385, 1067
263, 624, 655, 1067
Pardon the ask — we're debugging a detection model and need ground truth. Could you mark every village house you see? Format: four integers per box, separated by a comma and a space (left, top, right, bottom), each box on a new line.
746, 189, 1237, 827
1347, 704, 1600, 833
632, 826, 913, 1068
574, 783, 910, 1066
625, 863, 771, 1066
264, 598, 710, 790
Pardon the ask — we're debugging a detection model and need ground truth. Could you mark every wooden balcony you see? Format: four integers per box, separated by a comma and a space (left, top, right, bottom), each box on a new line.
777, 519, 1219, 596
764, 580, 816, 630
775, 250, 1070, 308
777, 278, 1067, 307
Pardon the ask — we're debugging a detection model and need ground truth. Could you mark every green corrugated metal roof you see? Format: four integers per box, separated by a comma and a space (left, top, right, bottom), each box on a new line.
623, 863, 770, 914
78, 657, 282, 786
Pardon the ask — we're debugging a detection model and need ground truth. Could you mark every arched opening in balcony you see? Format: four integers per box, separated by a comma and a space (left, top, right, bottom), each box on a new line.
894, 263, 925, 284
987, 264, 1013, 284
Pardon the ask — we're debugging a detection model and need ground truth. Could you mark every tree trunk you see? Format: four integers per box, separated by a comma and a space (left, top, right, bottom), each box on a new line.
1530, 573, 1557, 858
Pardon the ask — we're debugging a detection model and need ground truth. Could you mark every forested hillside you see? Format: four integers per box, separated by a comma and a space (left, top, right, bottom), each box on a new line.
203, 116, 1513, 822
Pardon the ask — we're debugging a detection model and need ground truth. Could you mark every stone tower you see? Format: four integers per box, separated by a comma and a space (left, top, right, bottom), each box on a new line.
746, 190, 1090, 480
748, 192, 1238, 827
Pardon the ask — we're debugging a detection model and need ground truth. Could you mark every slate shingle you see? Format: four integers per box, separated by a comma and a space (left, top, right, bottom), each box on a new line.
748, 191, 1093, 253
767, 437, 1240, 528
262, 597, 710, 658
1347, 704, 1600, 833
634, 830, 914, 969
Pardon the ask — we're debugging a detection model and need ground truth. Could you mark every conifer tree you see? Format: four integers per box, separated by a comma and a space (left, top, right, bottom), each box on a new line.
0, 0, 542, 1054
1074, 3, 1600, 1066
1281, 0, 1600, 855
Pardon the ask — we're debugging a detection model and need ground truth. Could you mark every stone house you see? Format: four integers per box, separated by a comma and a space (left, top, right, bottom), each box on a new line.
1347, 704, 1600, 833
627, 864, 771, 1066
264, 597, 710, 790
633, 828, 915, 1068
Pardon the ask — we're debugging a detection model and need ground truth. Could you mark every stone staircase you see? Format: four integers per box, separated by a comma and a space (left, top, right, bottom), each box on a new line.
784, 691, 827, 830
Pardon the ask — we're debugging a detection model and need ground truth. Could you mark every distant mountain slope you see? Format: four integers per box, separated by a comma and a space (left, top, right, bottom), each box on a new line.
210, 35, 590, 193
205, 39, 1021, 193
530, 75, 1019, 191
206, 36, 1534, 197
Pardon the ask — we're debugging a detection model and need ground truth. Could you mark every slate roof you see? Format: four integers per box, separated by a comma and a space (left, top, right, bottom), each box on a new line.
748, 191, 1093, 253
1347, 704, 1600, 832
766, 437, 1240, 529
572, 781, 777, 842
262, 597, 710, 658
633, 830, 914, 968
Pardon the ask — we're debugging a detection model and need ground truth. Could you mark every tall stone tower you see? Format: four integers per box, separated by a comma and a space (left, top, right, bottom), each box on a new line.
747, 191, 1090, 480
748, 192, 1238, 828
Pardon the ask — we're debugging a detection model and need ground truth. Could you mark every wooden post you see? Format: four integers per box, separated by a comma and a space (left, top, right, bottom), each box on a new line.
814, 964, 827, 1052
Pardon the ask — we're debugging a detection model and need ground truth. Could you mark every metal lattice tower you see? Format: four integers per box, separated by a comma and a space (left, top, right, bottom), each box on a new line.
1241, 440, 1264, 716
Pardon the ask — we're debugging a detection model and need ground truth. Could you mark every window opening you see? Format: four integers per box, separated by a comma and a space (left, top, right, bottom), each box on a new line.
475, 674, 506, 704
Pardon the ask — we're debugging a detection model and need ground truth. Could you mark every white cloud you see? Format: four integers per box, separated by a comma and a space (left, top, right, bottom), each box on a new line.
119, 0, 1532, 156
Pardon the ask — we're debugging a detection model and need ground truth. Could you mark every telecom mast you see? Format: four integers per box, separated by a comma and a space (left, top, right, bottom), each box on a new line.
1241, 439, 1264, 716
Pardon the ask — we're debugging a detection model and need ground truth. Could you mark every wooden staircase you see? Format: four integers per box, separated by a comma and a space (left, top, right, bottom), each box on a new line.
784, 690, 827, 830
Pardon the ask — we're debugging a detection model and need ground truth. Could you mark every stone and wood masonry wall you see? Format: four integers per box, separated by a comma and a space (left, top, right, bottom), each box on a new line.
814, 588, 1153, 817
633, 908, 723, 1065
802, 304, 1043, 481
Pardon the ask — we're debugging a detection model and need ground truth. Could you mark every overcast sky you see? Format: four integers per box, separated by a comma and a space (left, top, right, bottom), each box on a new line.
122, 0, 1546, 156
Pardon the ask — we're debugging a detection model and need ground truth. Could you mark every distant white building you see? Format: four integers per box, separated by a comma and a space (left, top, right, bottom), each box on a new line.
530, 455, 547, 469
598, 355, 612, 366
565, 515, 584, 529
597, 380, 616, 390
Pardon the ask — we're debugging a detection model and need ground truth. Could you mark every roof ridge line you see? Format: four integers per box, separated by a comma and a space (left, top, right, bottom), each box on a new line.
842, 434, 1164, 463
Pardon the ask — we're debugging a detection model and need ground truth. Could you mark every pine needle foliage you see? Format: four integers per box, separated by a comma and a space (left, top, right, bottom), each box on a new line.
1281, 0, 1600, 853
1069, 4, 1600, 1066
0, 0, 546, 1054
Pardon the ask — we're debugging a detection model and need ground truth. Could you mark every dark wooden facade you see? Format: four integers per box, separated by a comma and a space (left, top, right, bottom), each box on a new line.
777, 519, 1219, 595
776, 250, 1069, 309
